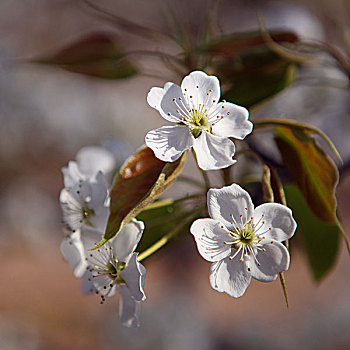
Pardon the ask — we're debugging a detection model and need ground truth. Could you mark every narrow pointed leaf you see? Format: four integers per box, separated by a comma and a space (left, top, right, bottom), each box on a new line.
285, 185, 339, 281
136, 199, 188, 253
99, 146, 187, 246
199, 30, 299, 108
220, 53, 297, 108
275, 126, 339, 225
34, 32, 138, 79
201, 30, 298, 57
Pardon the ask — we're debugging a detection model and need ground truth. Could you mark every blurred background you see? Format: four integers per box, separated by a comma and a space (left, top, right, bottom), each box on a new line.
0, 0, 350, 349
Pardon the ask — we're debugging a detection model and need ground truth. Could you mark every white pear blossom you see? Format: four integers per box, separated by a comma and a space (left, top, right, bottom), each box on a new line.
62, 145, 117, 188
146, 71, 253, 170
76, 145, 117, 183
61, 220, 146, 327
59, 171, 109, 232
190, 184, 296, 297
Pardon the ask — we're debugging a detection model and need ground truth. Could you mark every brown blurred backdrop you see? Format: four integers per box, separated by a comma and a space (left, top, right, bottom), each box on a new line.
0, 1, 350, 349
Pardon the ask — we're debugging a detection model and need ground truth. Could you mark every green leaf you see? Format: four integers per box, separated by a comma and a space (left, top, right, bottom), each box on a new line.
254, 118, 342, 163
284, 185, 339, 281
34, 32, 138, 79
199, 30, 299, 108
275, 126, 339, 225
99, 145, 187, 247
220, 52, 297, 108
136, 199, 188, 253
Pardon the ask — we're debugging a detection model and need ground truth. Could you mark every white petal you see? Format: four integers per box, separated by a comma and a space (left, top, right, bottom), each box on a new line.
112, 219, 145, 262
76, 146, 116, 180
190, 219, 232, 262
89, 171, 109, 204
193, 132, 236, 171
60, 231, 88, 278
207, 184, 254, 230
209, 257, 251, 297
145, 125, 194, 162
62, 161, 85, 187
181, 71, 220, 111
80, 226, 104, 251
147, 86, 164, 110
93, 275, 117, 297
59, 188, 84, 231
81, 270, 97, 295
212, 103, 252, 139
148, 83, 188, 122
118, 285, 141, 327
253, 203, 297, 242
119, 253, 146, 301
249, 240, 290, 282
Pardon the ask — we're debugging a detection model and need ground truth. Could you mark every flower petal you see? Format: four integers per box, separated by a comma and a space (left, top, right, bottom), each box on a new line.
119, 253, 146, 301
59, 187, 84, 231
212, 102, 252, 139
61, 161, 85, 187
190, 219, 232, 262
209, 257, 251, 297
181, 71, 220, 111
76, 146, 116, 180
118, 284, 141, 327
112, 219, 145, 262
207, 184, 254, 230
80, 226, 104, 251
148, 83, 188, 123
60, 231, 88, 278
93, 275, 117, 297
193, 132, 236, 171
249, 240, 290, 282
145, 125, 194, 162
253, 203, 297, 242
81, 269, 97, 295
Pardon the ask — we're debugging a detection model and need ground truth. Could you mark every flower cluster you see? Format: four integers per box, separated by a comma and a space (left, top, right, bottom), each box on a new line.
59, 145, 147, 327
60, 71, 297, 327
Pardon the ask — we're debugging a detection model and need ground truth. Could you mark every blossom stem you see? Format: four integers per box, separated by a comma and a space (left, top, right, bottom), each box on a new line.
261, 164, 290, 306
279, 272, 289, 308
178, 175, 207, 190
222, 167, 232, 186
191, 149, 211, 190
262, 165, 274, 203
137, 206, 205, 262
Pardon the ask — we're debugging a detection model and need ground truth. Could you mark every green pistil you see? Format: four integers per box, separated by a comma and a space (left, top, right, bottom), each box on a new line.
96, 260, 126, 284
191, 127, 202, 138
116, 261, 126, 284
82, 206, 95, 219
239, 228, 255, 245
189, 112, 209, 138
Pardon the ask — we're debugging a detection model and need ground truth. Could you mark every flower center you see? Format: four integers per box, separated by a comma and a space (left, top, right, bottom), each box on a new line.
223, 211, 271, 264
232, 220, 261, 259
167, 86, 230, 138
238, 226, 255, 245
86, 246, 126, 303
189, 106, 210, 138
82, 206, 95, 219
90, 247, 126, 282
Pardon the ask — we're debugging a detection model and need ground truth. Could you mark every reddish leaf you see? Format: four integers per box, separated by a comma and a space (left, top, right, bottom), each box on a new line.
201, 31, 298, 57
100, 146, 187, 246
275, 126, 339, 225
